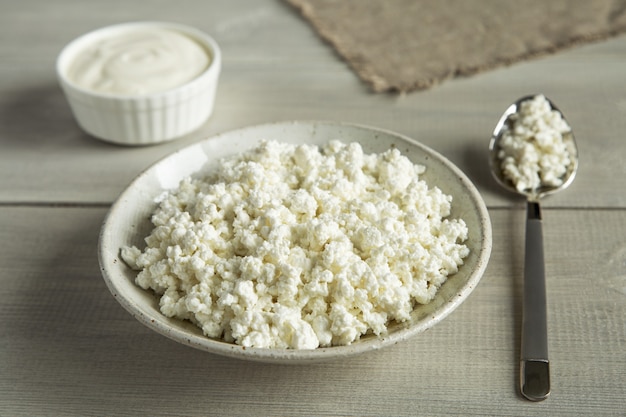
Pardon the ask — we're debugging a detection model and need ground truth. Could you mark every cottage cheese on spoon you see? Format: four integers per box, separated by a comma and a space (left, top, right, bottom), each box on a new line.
497, 94, 573, 194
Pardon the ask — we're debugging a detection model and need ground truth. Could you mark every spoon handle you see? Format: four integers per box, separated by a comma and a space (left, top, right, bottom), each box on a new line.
520, 201, 551, 401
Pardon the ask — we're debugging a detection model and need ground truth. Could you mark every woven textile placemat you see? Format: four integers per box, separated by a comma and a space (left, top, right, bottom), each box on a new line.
286, 0, 626, 93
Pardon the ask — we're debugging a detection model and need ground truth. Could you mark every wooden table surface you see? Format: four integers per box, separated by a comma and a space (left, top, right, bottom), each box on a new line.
1, 1, 625, 416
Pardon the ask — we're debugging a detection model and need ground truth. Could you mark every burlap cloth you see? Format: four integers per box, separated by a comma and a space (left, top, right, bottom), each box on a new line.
286, 0, 626, 93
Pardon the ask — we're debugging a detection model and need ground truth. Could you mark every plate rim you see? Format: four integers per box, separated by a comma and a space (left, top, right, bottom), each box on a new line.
98, 120, 492, 363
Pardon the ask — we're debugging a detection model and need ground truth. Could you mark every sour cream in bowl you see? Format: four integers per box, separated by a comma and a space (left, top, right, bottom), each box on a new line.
57, 22, 221, 145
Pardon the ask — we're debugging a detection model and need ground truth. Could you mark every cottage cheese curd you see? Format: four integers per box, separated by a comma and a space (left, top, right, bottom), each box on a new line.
122, 140, 469, 349
497, 94, 573, 194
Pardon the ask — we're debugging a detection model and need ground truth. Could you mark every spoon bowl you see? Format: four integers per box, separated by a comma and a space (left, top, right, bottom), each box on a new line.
489, 94, 579, 201
489, 94, 579, 402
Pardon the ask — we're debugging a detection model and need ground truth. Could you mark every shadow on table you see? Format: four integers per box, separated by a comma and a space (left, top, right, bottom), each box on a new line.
0, 83, 115, 149
461, 139, 526, 398
460, 139, 511, 200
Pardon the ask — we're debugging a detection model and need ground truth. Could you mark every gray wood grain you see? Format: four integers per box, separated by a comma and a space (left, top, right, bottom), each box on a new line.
1, 207, 624, 416
0, 1, 625, 208
1, 0, 625, 415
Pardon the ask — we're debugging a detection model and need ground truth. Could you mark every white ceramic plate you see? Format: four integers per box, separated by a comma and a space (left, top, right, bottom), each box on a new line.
99, 121, 492, 363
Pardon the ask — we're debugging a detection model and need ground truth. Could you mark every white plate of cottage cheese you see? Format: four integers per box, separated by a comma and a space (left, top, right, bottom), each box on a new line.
99, 121, 492, 363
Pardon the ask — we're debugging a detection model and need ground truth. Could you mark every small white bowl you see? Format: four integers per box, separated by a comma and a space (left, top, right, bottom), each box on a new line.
56, 22, 221, 145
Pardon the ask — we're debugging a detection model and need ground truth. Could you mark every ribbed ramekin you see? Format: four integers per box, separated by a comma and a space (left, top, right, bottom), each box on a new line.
56, 22, 221, 146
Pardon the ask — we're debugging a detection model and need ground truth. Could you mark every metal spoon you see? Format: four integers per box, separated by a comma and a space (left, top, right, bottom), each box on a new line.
488, 94, 578, 401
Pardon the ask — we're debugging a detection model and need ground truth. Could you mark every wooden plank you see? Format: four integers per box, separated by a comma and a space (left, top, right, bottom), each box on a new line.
0, 206, 624, 416
0, 1, 625, 208
1, 1, 625, 416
